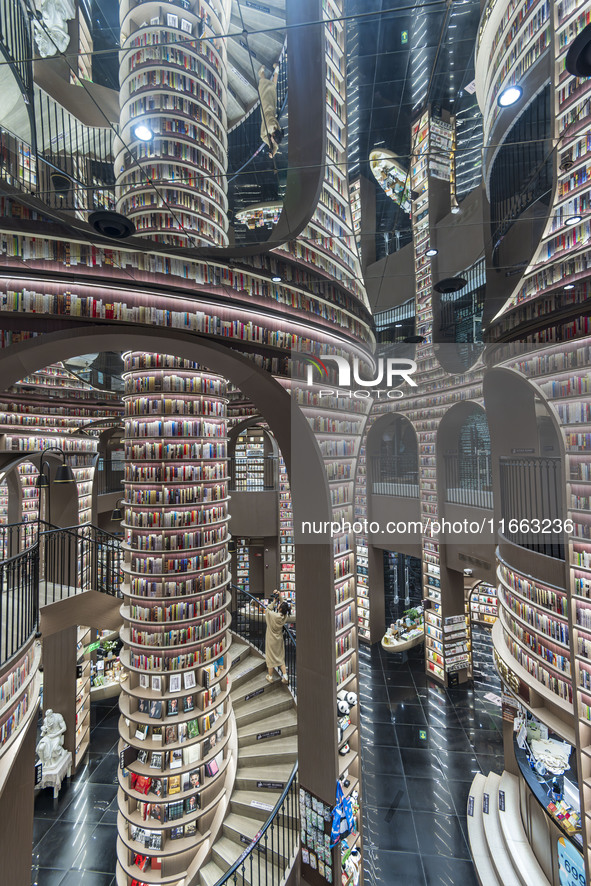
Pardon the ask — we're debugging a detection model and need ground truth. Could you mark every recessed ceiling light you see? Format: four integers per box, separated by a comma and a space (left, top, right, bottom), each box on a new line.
565, 215, 582, 225
134, 124, 154, 141
395, 323, 403, 327
426, 248, 438, 257
272, 276, 282, 282
564, 283, 575, 290
497, 85, 522, 107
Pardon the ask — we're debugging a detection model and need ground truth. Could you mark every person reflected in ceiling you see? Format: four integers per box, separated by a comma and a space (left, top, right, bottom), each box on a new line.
258, 63, 284, 158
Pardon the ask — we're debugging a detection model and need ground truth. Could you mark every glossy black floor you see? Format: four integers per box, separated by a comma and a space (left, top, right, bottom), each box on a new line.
358, 625, 504, 886
31, 627, 502, 884
32, 696, 120, 886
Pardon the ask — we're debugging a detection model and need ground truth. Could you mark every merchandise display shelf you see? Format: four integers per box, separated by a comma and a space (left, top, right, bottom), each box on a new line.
118, 352, 231, 885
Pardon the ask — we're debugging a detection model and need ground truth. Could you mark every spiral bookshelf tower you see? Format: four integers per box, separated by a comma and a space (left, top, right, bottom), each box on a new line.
116, 0, 231, 247
116, 352, 232, 885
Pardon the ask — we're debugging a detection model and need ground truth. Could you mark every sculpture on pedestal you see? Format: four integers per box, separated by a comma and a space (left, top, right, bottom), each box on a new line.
36, 709, 67, 767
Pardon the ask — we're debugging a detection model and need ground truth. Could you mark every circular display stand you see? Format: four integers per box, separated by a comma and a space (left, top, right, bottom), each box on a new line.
381, 624, 425, 655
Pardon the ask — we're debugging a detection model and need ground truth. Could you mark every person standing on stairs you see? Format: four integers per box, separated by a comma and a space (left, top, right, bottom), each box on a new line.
265, 590, 291, 683
258, 63, 284, 158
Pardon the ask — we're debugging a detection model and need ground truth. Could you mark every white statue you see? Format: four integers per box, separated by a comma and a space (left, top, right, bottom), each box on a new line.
34, 0, 76, 58
37, 709, 67, 767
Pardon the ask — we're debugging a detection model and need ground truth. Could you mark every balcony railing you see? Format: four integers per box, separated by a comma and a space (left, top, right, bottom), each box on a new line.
499, 456, 564, 559
0, 543, 38, 668
370, 455, 419, 497
95, 461, 125, 496
229, 456, 279, 492
40, 522, 123, 604
0, 0, 33, 97
444, 453, 493, 509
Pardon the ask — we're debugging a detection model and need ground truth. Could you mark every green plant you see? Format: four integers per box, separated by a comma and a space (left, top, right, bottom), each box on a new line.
404, 608, 420, 621
102, 639, 117, 656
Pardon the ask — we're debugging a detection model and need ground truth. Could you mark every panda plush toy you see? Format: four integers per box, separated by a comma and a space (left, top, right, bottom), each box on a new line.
337, 697, 350, 716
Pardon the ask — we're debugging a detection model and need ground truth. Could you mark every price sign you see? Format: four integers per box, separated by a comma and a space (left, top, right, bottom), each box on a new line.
558, 837, 586, 886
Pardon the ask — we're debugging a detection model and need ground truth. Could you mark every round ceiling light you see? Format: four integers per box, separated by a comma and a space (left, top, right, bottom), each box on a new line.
565, 215, 582, 225
564, 283, 575, 290
89, 211, 136, 240
403, 335, 426, 344
425, 248, 438, 257
497, 85, 522, 107
433, 277, 468, 294
566, 22, 591, 76
134, 123, 154, 141
272, 276, 282, 283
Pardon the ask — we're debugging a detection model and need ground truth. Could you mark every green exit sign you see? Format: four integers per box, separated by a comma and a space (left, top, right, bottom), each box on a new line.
419, 729, 427, 741
401, 31, 409, 44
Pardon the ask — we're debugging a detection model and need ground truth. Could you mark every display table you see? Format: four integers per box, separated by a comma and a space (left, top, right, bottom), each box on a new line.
514, 737, 583, 848
381, 624, 424, 658
38, 750, 72, 799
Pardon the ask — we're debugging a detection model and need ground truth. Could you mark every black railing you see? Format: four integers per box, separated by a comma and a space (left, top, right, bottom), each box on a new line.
0, 520, 38, 560
217, 584, 298, 886
0, 0, 33, 96
229, 457, 279, 492
231, 586, 296, 696
444, 453, 493, 509
95, 462, 125, 496
0, 543, 38, 668
40, 522, 123, 604
212, 762, 299, 886
370, 455, 419, 497
499, 456, 564, 559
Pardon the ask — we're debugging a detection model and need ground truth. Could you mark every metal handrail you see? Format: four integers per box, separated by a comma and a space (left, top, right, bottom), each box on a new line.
213, 584, 298, 886
0, 542, 38, 668
211, 762, 299, 886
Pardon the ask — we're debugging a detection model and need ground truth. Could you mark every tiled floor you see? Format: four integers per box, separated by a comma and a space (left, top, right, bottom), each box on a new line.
32, 697, 120, 886
31, 627, 503, 885
358, 625, 504, 886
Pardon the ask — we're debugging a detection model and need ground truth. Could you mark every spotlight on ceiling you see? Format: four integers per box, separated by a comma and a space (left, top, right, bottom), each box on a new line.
134, 123, 154, 141
89, 211, 136, 240
425, 248, 438, 257
403, 335, 426, 343
565, 215, 582, 226
497, 85, 522, 107
272, 276, 282, 283
564, 283, 575, 290
433, 277, 468, 294
566, 22, 591, 76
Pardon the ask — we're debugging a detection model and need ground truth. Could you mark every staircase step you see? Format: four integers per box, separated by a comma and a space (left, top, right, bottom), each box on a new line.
231, 671, 281, 706
235, 763, 294, 791
230, 639, 252, 670
234, 687, 293, 727
481, 772, 522, 886
212, 836, 283, 886
223, 814, 290, 866
239, 736, 297, 767
199, 859, 227, 886
231, 656, 266, 689
238, 710, 298, 747
466, 773, 502, 886
230, 789, 281, 820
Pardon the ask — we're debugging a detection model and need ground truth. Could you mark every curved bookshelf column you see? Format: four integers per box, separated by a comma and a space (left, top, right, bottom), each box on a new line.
116, 0, 231, 247
117, 352, 231, 885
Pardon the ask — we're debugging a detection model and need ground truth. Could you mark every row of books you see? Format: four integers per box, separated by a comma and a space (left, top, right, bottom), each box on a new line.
128, 528, 227, 552
130, 639, 225, 671
129, 572, 229, 596
129, 593, 225, 622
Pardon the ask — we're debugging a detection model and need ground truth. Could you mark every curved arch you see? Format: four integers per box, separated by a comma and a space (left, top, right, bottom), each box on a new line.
0, 324, 338, 796
484, 366, 565, 559
437, 400, 492, 510
366, 412, 419, 498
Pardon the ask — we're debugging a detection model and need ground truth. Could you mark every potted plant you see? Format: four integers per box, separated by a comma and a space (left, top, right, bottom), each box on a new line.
403, 608, 420, 626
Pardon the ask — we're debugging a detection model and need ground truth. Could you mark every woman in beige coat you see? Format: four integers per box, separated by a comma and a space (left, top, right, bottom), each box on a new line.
265, 592, 291, 683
